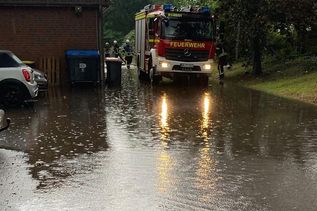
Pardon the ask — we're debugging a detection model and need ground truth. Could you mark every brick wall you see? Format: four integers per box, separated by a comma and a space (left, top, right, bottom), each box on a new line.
0, 6, 99, 83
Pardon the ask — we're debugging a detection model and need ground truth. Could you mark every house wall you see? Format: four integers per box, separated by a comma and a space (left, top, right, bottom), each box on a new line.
0, 6, 99, 84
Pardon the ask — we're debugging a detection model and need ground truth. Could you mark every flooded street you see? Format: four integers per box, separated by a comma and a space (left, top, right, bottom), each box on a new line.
1, 68, 317, 210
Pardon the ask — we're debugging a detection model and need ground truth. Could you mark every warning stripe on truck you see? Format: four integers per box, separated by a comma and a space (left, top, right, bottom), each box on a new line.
135, 12, 146, 20
148, 39, 160, 43
135, 12, 158, 21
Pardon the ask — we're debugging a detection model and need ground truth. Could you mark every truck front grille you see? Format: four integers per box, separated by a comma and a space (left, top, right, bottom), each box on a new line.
165, 49, 209, 62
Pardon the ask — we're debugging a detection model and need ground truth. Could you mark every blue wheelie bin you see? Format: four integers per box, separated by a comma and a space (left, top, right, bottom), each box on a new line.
66, 50, 100, 84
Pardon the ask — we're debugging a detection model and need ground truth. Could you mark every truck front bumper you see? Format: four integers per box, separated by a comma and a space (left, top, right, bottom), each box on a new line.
156, 57, 213, 75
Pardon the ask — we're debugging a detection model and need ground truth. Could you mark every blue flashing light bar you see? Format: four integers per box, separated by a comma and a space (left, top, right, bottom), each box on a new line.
163, 4, 173, 12
201, 6, 210, 14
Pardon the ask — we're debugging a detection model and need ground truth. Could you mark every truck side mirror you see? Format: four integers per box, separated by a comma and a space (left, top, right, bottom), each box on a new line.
161, 15, 169, 26
152, 18, 159, 37
0, 110, 10, 132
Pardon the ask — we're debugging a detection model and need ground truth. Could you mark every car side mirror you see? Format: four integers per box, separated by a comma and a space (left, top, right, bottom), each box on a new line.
0, 110, 10, 132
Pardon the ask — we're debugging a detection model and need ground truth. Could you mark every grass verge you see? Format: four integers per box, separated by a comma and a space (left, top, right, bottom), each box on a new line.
212, 56, 317, 105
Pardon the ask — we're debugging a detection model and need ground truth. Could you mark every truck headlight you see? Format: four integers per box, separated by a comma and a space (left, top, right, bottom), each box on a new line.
161, 62, 169, 68
203, 64, 212, 70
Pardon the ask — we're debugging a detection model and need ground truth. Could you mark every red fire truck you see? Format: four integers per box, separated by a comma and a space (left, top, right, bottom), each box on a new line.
135, 4, 216, 84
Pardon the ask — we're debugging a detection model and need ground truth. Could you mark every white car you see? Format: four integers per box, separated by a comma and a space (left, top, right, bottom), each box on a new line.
0, 50, 38, 107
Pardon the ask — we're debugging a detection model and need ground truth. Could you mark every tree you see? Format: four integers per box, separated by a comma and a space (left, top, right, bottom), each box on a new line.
218, 0, 316, 75
218, 0, 269, 75
104, 0, 316, 74
103, 0, 150, 43
268, 0, 316, 54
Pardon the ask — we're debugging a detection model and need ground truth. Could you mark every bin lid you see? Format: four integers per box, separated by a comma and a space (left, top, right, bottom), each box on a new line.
65, 50, 100, 57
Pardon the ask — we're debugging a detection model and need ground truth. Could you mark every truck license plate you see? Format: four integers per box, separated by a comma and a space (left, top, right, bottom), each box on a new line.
181, 64, 194, 68
180, 64, 194, 71
182, 67, 193, 71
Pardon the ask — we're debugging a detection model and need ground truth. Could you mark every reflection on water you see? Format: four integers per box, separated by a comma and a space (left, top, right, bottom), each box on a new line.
196, 146, 215, 205
157, 151, 173, 193
1, 88, 108, 190
160, 94, 170, 145
158, 94, 174, 194
196, 93, 215, 203
161, 95, 169, 128
201, 92, 212, 141
1, 69, 317, 210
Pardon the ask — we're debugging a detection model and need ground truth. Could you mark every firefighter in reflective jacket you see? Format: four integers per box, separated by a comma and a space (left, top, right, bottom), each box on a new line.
111, 40, 125, 64
104, 42, 111, 58
216, 41, 228, 79
123, 40, 133, 69
112, 40, 120, 57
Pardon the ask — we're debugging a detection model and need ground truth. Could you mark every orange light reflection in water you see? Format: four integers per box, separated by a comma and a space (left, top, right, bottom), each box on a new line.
196, 93, 215, 199
201, 93, 212, 141
158, 95, 173, 193
160, 95, 170, 145
157, 151, 173, 193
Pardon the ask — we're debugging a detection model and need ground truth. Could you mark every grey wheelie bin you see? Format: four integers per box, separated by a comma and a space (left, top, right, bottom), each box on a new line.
105, 57, 122, 86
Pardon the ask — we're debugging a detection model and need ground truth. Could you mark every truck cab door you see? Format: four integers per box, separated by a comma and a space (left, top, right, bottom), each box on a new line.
146, 17, 156, 51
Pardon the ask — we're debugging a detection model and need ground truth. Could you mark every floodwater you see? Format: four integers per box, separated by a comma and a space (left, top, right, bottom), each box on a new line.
1, 67, 317, 210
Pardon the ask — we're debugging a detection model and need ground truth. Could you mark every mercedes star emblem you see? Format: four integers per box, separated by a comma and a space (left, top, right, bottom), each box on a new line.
184, 49, 192, 57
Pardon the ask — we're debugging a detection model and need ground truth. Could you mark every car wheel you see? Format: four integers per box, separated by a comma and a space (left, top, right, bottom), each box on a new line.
0, 84, 25, 107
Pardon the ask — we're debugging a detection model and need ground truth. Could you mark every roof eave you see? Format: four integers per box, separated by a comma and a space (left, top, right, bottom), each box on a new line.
0, 0, 109, 7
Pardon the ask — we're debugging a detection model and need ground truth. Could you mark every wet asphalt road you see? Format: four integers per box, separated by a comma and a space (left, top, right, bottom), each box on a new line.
1, 67, 317, 210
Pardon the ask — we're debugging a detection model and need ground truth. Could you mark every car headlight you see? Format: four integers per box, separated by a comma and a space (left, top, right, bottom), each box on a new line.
160, 62, 169, 68
203, 64, 212, 70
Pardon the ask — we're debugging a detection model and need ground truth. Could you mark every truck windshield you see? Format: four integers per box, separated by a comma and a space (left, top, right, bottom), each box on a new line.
162, 19, 212, 41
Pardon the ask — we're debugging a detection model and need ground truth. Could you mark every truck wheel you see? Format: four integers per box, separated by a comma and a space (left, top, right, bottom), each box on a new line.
137, 67, 142, 79
0, 84, 25, 107
137, 56, 149, 81
153, 75, 162, 85
150, 69, 162, 85
137, 55, 144, 80
148, 58, 161, 85
137, 55, 141, 79
137, 55, 140, 70
138, 68, 148, 81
